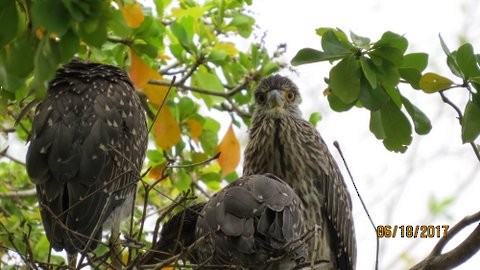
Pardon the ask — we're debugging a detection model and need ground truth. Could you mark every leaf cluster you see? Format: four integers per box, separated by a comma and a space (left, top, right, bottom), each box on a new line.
293, 28, 433, 152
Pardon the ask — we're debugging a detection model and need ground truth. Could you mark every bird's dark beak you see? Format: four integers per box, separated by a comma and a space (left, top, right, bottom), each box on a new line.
267, 89, 285, 109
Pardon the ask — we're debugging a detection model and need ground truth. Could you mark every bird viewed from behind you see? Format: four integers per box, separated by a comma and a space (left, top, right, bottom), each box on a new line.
243, 75, 357, 269
149, 174, 308, 269
25, 59, 148, 267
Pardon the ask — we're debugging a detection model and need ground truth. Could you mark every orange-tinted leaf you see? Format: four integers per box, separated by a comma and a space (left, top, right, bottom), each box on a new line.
186, 119, 203, 144
216, 124, 240, 177
121, 2, 144, 28
148, 163, 166, 180
130, 50, 169, 106
153, 106, 181, 150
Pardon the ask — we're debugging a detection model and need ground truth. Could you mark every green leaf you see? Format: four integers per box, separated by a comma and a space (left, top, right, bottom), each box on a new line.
369, 46, 404, 65
399, 68, 422, 89
31, 0, 70, 35
456, 43, 480, 79
208, 50, 228, 65
58, 30, 79, 62
0, 0, 23, 46
177, 97, 198, 121
419, 72, 454, 93
399, 53, 429, 88
383, 85, 402, 107
360, 57, 377, 88
316, 27, 349, 44
350, 31, 370, 48
329, 55, 361, 103
174, 169, 191, 191
77, 5, 109, 48
321, 30, 352, 57
373, 31, 408, 54
428, 195, 455, 215
369, 110, 385, 139
402, 96, 432, 135
228, 13, 254, 38
373, 59, 400, 87
32, 36, 61, 92
462, 100, 480, 143
191, 67, 224, 108
327, 92, 355, 112
291, 48, 343, 65
358, 79, 389, 111
378, 100, 413, 152
170, 20, 194, 51
401, 53, 428, 71
439, 35, 463, 78
308, 112, 322, 127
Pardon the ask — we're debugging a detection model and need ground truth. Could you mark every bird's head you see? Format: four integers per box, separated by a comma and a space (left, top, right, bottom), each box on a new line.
253, 75, 302, 118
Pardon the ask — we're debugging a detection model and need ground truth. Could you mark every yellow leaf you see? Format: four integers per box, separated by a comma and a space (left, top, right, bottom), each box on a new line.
419, 72, 454, 93
216, 124, 240, 177
186, 119, 203, 144
130, 50, 169, 106
153, 106, 181, 150
121, 2, 144, 28
214, 42, 239, 57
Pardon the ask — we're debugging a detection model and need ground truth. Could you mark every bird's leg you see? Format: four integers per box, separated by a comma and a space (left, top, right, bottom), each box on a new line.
110, 216, 123, 269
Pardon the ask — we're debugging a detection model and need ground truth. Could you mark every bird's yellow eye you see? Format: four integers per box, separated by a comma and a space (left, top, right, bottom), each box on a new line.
256, 93, 267, 104
286, 91, 295, 102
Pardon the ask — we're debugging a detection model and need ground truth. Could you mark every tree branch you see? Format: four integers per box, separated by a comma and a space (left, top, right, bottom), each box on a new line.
439, 91, 480, 162
0, 147, 25, 165
0, 188, 36, 198
410, 210, 480, 270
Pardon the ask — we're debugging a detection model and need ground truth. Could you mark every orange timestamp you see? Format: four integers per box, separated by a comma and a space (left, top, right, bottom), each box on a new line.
376, 225, 449, 238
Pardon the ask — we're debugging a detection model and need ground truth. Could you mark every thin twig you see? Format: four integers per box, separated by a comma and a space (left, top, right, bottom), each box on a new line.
0, 188, 36, 198
333, 141, 379, 270
0, 147, 25, 165
166, 152, 220, 169
439, 91, 480, 162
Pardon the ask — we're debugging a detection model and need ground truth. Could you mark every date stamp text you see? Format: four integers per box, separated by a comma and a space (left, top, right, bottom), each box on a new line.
376, 225, 449, 238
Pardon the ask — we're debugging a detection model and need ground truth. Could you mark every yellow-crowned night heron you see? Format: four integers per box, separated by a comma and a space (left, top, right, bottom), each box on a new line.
243, 75, 357, 269
26, 59, 147, 267
150, 174, 307, 269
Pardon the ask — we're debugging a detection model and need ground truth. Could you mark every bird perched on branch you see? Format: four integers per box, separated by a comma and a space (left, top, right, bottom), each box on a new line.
26, 59, 147, 267
243, 75, 357, 269
150, 174, 307, 269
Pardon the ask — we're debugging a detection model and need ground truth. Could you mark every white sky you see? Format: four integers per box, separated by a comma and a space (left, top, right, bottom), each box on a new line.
246, 0, 480, 269
3, 0, 480, 269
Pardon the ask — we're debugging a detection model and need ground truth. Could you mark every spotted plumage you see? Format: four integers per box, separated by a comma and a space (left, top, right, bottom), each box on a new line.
150, 174, 307, 269
243, 75, 357, 269
26, 59, 147, 254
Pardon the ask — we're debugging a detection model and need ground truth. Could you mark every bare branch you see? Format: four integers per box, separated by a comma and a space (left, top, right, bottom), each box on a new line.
410, 210, 480, 270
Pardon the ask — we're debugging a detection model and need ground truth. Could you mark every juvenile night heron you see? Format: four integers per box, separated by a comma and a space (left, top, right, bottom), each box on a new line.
150, 174, 307, 269
243, 75, 357, 269
26, 59, 147, 267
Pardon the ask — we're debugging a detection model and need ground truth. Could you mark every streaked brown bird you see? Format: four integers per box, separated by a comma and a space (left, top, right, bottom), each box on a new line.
150, 174, 307, 269
26, 59, 147, 267
243, 75, 357, 269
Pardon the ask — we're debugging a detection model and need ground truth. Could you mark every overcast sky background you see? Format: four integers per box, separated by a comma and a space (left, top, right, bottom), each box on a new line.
242, 0, 480, 269
3, 0, 480, 269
